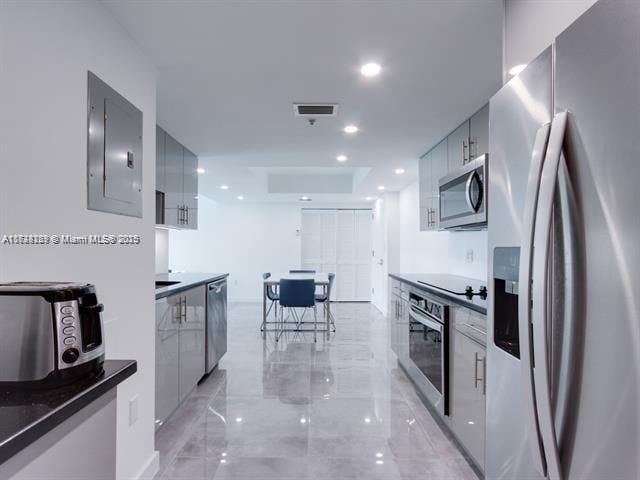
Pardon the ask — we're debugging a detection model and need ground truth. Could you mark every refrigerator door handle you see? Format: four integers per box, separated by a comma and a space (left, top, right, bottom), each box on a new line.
531, 111, 569, 480
518, 122, 552, 478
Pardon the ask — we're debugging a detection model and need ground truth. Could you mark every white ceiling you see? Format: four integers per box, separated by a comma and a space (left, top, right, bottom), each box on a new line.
103, 0, 503, 204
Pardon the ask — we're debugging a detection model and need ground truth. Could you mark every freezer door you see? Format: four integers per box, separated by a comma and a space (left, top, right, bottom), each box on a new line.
486, 47, 552, 480
553, 1, 640, 478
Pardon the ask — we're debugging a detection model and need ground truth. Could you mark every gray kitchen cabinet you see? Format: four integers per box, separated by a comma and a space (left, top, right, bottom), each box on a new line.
419, 140, 447, 231
451, 310, 486, 471
469, 103, 489, 161
418, 150, 434, 231
182, 148, 198, 229
164, 132, 184, 227
156, 127, 199, 229
447, 120, 470, 170
156, 125, 166, 193
155, 295, 180, 430
179, 285, 206, 401
430, 140, 447, 230
155, 285, 206, 429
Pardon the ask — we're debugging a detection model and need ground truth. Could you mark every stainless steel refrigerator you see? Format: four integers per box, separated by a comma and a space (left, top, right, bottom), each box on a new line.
486, 1, 640, 479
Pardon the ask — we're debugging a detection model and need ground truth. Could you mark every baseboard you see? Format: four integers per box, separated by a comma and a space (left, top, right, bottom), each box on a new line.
134, 450, 159, 480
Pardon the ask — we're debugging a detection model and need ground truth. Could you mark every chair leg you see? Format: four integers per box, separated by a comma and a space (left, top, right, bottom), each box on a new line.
313, 305, 317, 343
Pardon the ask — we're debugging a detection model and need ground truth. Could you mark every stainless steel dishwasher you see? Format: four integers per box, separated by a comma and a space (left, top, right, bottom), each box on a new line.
206, 278, 227, 373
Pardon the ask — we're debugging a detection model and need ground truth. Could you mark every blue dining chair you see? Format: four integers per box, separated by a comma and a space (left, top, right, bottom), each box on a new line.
315, 273, 336, 332
262, 272, 279, 326
278, 278, 317, 342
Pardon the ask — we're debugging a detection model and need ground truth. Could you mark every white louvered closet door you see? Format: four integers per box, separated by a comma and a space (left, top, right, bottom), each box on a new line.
354, 210, 372, 301
335, 210, 356, 301
301, 209, 371, 302
319, 211, 337, 300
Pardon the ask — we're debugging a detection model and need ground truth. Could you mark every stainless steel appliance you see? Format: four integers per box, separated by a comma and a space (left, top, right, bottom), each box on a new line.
0, 282, 105, 388
206, 278, 227, 373
408, 291, 449, 416
487, 1, 639, 478
438, 154, 487, 230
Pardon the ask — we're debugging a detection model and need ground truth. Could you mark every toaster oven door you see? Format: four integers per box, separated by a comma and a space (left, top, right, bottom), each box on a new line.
0, 296, 55, 382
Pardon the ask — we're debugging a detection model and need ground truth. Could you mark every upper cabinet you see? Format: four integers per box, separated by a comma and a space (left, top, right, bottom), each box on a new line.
156, 126, 199, 229
447, 120, 470, 170
469, 104, 489, 161
419, 104, 489, 232
419, 140, 447, 231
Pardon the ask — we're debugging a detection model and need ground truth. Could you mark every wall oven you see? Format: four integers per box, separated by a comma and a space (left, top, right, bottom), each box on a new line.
438, 154, 487, 230
408, 292, 449, 416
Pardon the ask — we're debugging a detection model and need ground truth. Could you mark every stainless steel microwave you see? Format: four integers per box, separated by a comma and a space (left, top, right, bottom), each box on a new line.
438, 154, 487, 230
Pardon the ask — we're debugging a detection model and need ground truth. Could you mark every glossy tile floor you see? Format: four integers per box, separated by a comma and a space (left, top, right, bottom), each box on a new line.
155, 302, 478, 479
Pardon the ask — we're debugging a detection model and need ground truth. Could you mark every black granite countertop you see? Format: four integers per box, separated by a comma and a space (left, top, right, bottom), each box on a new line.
0, 359, 136, 465
155, 272, 229, 299
389, 273, 488, 315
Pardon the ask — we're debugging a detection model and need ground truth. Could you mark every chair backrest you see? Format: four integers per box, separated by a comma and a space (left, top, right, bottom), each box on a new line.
279, 279, 315, 308
289, 269, 316, 274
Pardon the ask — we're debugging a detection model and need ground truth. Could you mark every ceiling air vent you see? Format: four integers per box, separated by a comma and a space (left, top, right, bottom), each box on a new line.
293, 103, 339, 117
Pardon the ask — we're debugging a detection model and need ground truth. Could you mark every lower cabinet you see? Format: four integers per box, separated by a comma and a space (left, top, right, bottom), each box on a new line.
451, 325, 486, 470
155, 285, 205, 429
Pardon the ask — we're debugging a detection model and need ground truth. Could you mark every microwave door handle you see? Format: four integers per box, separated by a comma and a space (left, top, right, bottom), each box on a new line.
518, 122, 551, 478
531, 111, 568, 480
465, 171, 482, 213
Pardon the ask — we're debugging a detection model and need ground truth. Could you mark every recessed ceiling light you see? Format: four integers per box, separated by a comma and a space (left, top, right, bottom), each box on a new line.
235, 417, 243, 422
509, 64, 527, 76
299, 196, 312, 202
336, 155, 348, 162
220, 185, 229, 190
365, 196, 374, 201
395, 168, 405, 175
344, 125, 359, 134
375, 453, 384, 458
196, 167, 205, 174
364, 417, 372, 424
236, 196, 244, 201
377, 185, 385, 191
360, 62, 382, 77
376, 460, 385, 465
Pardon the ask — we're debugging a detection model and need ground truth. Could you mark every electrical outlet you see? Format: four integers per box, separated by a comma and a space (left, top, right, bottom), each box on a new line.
466, 249, 474, 264
129, 396, 139, 426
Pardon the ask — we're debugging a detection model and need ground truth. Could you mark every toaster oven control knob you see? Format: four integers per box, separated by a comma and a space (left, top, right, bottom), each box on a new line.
62, 348, 80, 364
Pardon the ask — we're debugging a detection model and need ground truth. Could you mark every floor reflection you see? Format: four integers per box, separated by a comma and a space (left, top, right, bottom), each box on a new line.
154, 302, 478, 480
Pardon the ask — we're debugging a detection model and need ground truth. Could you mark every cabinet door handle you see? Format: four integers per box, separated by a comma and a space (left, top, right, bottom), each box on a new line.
173, 301, 181, 324
181, 297, 187, 323
462, 140, 468, 164
474, 351, 484, 389
469, 136, 476, 160
483, 355, 486, 395
186, 206, 189, 225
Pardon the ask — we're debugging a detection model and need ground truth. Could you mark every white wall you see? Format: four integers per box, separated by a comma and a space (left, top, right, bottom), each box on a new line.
0, 2, 157, 479
155, 229, 169, 274
504, 0, 598, 79
395, 181, 488, 280
371, 193, 400, 315
168, 198, 371, 302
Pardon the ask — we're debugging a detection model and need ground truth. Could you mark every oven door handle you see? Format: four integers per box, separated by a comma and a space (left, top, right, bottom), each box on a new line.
409, 308, 443, 332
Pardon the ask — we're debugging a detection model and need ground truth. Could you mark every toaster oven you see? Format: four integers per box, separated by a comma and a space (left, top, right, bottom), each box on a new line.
0, 282, 105, 388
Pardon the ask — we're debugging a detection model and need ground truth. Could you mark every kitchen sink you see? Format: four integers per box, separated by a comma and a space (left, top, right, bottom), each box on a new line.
155, 280, 181, 288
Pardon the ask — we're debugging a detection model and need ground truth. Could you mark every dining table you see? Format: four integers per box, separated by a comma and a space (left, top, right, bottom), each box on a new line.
262, 272, 331, 335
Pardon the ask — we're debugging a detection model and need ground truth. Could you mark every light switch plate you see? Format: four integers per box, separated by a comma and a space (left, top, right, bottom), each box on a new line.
129, 395, 139, 426
466, 249, 474, 263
